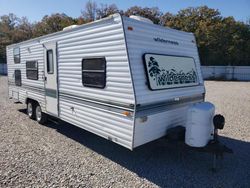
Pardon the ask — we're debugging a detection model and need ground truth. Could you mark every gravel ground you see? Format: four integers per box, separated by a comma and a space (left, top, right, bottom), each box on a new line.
0, 75, 250, 187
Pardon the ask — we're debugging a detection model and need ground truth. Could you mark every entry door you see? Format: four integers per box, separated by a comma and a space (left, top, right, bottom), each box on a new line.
43, 42, 58, 116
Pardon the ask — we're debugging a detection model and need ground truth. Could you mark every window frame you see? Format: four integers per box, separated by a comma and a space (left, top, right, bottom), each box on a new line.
14, 70, 22, 86
13, 47, 20, 64
82, 57, 106, 89
46, 49, 54, 74
26, 61, 39, 80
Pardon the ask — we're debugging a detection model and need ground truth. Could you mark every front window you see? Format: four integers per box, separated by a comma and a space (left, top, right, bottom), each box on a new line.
143, 53, 199, 90
14, 47, 20, 64
26, 61, 38, 80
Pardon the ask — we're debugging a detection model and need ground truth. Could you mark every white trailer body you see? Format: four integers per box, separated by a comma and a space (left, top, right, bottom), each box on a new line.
7, 14, 205, 150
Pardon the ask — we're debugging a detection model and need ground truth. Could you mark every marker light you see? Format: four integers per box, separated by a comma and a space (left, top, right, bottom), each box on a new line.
122, 111, 131, 116
127, 26, 133, 31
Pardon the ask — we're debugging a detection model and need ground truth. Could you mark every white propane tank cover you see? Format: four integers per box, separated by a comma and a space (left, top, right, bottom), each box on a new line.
185, 102, 215, 147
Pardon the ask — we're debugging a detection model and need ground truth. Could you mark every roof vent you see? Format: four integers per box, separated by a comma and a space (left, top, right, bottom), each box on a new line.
63, 25, 79, 31
129, 15, 153, 24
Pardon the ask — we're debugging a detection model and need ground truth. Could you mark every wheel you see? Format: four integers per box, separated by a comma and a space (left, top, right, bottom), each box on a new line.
35, 104, 47, 124
27, 101, 35, 119
36, 104, 47, 124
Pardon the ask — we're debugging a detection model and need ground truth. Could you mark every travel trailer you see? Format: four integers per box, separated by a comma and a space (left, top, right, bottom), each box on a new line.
7, 14, 219, 150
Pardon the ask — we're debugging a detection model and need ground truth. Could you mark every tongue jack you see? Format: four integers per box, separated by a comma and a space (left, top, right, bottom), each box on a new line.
213, 114, 225, 142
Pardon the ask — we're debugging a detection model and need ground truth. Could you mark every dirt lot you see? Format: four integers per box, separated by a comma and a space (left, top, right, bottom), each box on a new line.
0, 75, 250, 187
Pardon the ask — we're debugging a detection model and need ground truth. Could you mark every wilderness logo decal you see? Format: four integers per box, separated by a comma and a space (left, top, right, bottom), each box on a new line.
153, 37, 179, 46
144, 54, 198, 90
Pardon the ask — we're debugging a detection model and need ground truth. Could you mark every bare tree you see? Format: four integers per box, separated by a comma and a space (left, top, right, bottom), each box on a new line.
96, 3, 121, 19
125, 6, 162, 24
246, 17, 250, 27
81, 0, 97, 21
0, 14, 33, 63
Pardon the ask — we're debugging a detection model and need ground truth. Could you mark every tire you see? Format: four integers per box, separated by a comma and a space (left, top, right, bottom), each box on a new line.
27, 101, 35, 119
35, 104, 47, 124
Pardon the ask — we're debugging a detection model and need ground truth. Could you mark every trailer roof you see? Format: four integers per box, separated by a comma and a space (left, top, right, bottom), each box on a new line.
7, 13, 193, 49
7, 14, 118, 48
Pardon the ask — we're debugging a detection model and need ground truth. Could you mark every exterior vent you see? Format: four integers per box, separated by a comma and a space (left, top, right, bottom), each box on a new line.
129, 15, 153, 24
63, 25, 79, 31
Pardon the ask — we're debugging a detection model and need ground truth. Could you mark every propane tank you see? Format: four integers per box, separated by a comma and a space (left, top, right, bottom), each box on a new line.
185, 102, 215, 147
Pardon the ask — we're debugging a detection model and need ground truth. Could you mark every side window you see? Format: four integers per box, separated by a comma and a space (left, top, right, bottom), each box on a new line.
26, 61, 38, 80
46, 50, 54, 74
14, 70, 22, 86
14, 47, 20, 64
82, 58, 106, 88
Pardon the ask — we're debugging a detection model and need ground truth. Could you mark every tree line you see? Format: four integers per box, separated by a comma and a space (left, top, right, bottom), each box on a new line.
0, 1, 250, 66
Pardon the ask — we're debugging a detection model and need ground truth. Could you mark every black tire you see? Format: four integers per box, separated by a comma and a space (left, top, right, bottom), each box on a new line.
35, 104, 47, 124
27, 101, 35, 119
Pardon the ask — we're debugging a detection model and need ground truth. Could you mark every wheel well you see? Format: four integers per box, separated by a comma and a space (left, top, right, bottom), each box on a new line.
26, 98, 39, 106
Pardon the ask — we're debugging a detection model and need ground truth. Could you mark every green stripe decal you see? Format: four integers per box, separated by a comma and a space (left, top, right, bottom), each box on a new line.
45, 88, 57, 98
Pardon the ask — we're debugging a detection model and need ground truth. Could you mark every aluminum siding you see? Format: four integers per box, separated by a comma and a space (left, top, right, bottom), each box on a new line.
123, 17, 205, 105
123, 17, 205, 147
7, 15, 135, 150
7, 42, 46, 110
56, 15, 135, 149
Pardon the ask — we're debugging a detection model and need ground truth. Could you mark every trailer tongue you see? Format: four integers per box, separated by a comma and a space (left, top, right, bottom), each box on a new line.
166, 102, 233, 172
